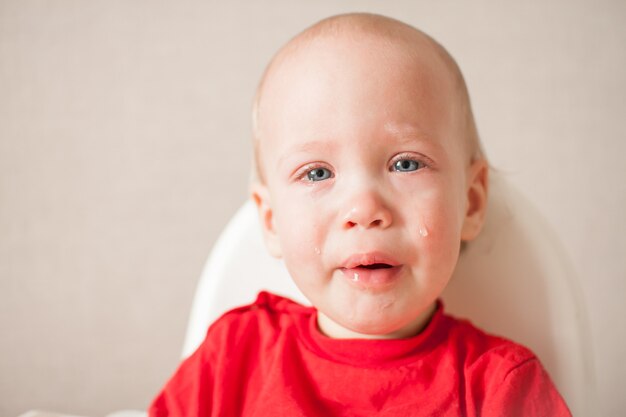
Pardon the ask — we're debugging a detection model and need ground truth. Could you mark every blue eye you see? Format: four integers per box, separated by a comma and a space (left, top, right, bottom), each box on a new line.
306, 167, 332, 181
393, 159, 422, 172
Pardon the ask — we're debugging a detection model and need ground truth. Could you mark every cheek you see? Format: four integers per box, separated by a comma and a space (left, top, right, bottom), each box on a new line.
273, 194, 328, 273
424, 193, 463, 236
405, 180, 465, 260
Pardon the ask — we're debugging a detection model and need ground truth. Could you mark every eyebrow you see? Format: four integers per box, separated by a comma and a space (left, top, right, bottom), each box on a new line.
276, 124, 445, 168
384, 122, 427, 141
383, 122, 445, 151
277, 139, 338, 167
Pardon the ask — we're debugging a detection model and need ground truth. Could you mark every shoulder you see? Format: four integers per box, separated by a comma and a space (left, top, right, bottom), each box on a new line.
215, 290, 311, 325
202, 291, 311, 349
440, 313, 570, 415
440, 311, 539, 375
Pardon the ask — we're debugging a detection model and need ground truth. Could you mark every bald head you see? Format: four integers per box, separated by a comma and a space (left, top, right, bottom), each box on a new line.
252, 13, 483, 183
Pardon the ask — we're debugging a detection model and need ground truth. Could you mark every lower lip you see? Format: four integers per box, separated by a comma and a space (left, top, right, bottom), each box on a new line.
340, 266, 403, 290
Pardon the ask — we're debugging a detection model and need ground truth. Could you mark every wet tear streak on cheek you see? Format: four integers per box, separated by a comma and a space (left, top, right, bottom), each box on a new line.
419, 217, 430, 237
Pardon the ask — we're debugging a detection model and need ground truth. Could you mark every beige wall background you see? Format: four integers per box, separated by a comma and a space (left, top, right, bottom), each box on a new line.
1, 0, 624, 416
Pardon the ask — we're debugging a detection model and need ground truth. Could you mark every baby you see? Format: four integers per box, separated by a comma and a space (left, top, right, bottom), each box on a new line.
150, 13, 571, 416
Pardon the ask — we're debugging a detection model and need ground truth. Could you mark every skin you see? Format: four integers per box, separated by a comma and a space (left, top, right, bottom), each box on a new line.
252, 14, 488, 339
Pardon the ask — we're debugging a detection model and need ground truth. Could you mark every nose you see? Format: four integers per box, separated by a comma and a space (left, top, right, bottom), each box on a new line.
342, 190, 393, 230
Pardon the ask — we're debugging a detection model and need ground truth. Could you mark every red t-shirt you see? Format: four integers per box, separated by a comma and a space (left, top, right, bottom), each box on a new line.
149, 291, 571, 416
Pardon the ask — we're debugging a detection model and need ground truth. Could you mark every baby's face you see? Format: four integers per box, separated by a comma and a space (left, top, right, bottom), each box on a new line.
253, 34, 487, 338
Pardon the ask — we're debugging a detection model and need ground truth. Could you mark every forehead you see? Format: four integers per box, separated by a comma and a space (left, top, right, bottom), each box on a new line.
256, 33, 465, 170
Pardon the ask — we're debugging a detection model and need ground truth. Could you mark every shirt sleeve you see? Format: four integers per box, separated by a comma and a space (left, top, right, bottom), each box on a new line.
482, 357, 572, 417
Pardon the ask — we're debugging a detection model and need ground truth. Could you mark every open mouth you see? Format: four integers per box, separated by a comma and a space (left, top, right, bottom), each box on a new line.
342, 252, 399, 271
359, 263, 393, 270
340, 261, 402, 289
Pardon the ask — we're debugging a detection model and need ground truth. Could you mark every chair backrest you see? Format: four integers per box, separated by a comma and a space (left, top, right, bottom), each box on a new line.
182, 174, 594, 417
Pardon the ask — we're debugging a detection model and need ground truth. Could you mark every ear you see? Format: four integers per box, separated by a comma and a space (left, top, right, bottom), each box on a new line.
250, 182, 282, 258
460, 159, 489, 241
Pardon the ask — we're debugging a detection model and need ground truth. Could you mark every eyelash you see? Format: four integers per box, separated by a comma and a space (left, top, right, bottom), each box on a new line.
295, 163, 334, 183
389, 153, 430, 173
294, 153, 431, 182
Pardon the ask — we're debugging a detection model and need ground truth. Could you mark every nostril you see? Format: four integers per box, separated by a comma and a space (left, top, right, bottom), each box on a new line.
342, 204, 392, 229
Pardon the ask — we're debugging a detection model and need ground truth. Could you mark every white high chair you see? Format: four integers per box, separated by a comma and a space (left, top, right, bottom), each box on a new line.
181, 174, 595, 417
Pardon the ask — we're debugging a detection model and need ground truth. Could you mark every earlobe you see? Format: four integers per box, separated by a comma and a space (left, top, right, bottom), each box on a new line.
460, 159, 489, 241
250, 183, 283, 258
